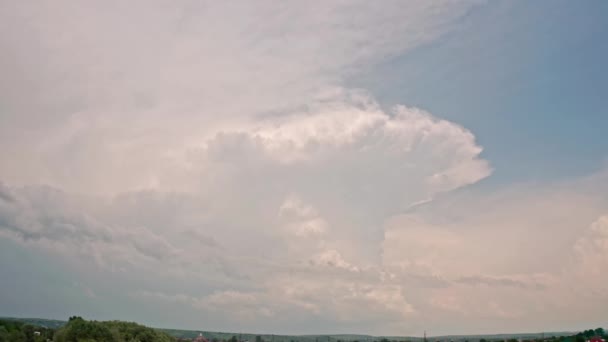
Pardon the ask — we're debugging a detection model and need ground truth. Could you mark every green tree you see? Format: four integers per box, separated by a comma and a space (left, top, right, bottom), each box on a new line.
0, 326, 8, 342
8, 330, 25, 342
54, 317, 173, 342
22, 324, 35, 342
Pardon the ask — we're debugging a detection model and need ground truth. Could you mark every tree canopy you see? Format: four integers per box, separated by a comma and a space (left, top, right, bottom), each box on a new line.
54, 317, 174, 342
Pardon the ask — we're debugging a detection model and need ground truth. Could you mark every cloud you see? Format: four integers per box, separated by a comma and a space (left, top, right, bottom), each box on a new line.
0, 92, 491, 264
0, 183, 191, 275
3, 75, 607, 333
378, 172, 608, 329
0, 91, 492, 333
572, 215, 608, 298
2, 133, 608, 334
0, 0, 482, 195
574, 215, 608, 273
279, 196, 329, 238
0, 183, 113, 244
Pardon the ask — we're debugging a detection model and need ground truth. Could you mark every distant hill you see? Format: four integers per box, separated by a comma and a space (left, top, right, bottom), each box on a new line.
0, 317, 66, 329
157, 329, 577, 342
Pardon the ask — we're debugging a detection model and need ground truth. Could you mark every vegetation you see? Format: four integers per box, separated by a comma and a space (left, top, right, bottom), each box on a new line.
0, 319, 55, 342
573, 329, 606, 342
1, 317, 173, 342
1, 317, 606, 342
53, 316, 174, 342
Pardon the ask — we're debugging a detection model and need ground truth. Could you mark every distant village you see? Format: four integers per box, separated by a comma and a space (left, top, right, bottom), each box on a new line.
178, 333, 213, 342
175, 332, 606, 342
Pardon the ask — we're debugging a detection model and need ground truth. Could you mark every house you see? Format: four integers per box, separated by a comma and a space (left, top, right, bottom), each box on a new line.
194, 333, 210, 342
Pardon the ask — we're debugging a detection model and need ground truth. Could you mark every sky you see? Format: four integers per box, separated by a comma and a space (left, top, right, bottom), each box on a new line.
0, 0, 607, 336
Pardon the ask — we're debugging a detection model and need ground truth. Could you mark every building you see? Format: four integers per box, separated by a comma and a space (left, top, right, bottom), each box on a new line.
194, 333, 210, 342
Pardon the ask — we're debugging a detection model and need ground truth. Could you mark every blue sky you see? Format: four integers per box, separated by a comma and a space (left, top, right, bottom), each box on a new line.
1, 0, 608, 336
355, 0, 608, 184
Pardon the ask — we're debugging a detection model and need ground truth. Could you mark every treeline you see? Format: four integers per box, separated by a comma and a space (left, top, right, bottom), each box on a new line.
176, 331, 608, 342
574, 329, 606, 342
477, 329, 605, 342
0, 319, 54, 342
229, 331, 607, 342
1, 318, 606, 342
54, 316, 174, 342
1, 317, 174, 342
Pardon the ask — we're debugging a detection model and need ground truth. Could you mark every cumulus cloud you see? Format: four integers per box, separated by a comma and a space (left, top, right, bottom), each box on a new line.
0, 92, 492, 333
2, 129, 608, 334
279, 196, 329, 238
574, 215, 608, 274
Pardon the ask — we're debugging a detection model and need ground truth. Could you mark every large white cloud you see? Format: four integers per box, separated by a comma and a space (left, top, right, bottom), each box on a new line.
3, 95, 607, 333
0, 92, 492, 333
